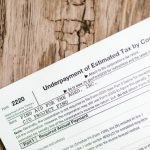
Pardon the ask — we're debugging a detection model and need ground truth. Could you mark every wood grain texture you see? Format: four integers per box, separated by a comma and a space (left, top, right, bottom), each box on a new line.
0, 0, 150, 149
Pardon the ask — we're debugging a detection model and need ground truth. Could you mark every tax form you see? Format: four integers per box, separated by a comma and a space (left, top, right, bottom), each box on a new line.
1, 18, 150, 150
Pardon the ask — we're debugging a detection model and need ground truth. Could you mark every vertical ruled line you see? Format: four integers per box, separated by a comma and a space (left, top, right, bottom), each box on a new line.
32, 91, 40, 106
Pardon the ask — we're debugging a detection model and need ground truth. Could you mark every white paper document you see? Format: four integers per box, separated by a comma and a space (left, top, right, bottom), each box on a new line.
1, 18, 150, 150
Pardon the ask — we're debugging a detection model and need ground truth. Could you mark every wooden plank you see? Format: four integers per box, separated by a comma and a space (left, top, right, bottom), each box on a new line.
94, 0, 150, 41
0, 0, 6, 89
0, 0, 5, 148
0, 0, 150, 149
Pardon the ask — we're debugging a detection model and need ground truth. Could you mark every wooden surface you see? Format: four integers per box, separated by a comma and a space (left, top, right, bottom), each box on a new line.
0, 0, 150, 149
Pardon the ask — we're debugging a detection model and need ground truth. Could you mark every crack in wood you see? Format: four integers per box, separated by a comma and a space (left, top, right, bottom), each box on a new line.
0, 0, 6, 57
54, 0, 95, 57
39, 44, 56, 69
